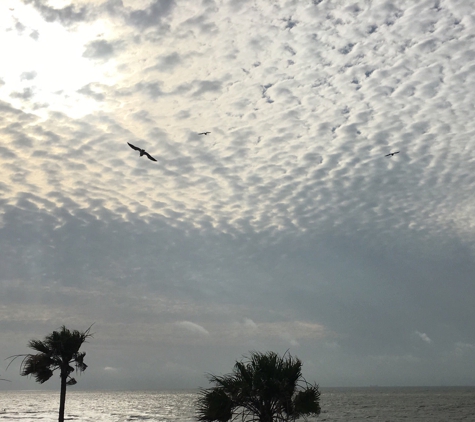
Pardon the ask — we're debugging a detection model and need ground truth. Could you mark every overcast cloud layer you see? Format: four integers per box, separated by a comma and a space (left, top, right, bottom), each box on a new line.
1, 0, 475, 390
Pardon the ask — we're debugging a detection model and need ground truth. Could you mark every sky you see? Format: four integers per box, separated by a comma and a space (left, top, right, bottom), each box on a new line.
1, 0, 475, 391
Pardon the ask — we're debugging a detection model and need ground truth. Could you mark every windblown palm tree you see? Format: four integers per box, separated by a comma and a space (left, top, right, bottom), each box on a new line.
196, 351, 321, 422
7, 325, 93, 422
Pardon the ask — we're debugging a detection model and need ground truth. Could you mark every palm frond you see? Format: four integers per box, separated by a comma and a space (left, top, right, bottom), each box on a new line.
73, 352, 88, 373
292, 383, 321, 419
196, 387, 234, 422
66, 377, 77, 386
27, 340, 52, 355
20, 354, 55, 383
196, 351, 320, 422
7, 325, 93, 387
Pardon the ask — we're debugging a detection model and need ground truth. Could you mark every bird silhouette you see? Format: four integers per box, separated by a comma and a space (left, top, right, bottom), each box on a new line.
198, 131, 211, 135
127, 142, 157, 161
385, 151, 400, 157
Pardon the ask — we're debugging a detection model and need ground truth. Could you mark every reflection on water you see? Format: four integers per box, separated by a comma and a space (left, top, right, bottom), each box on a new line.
0, 387, 474, 421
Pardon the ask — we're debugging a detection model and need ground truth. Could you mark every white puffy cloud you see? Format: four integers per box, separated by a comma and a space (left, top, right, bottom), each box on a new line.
415, 331, 432, 344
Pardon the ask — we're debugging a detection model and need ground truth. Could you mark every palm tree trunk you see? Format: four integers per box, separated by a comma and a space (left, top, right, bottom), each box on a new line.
58, 371, 67, 422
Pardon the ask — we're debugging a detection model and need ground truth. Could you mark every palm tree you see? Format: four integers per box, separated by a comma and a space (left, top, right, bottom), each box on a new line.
196, 351, 321, 422
7, 325, 93, 422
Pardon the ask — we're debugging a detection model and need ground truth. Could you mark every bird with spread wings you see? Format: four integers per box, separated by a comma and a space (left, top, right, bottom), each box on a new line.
127, 142, 157, 161
385, 151, 400, 157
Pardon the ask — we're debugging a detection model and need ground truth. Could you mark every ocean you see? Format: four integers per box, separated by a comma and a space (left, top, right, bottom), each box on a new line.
0, 387, 474, 421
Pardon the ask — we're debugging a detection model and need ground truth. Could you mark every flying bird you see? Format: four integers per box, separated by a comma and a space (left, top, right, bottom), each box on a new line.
198, 131, 211, 135
127, 142, 157, 161
385, 151, 400, 157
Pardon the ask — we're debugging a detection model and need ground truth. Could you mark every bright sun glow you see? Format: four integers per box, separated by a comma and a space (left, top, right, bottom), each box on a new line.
0, 2, 117, 118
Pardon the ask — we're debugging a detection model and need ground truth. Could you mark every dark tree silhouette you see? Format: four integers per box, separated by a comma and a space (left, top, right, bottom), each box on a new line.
7, 325, 93, 422
196, 351, 321, 422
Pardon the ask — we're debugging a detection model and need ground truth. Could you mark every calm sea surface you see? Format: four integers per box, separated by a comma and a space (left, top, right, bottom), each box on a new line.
0, 387, 474, 421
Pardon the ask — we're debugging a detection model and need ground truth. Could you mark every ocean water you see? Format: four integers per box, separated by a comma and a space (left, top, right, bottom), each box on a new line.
0, 387, 474, 421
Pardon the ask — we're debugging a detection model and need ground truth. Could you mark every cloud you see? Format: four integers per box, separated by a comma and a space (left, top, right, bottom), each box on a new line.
192, 80, 223, 97
1, 0, 475, 389
176, 321, 210, 336
415, 331, 432, 344
126, 0, 175, 29
77, 83, 106, 101
9, 87, 35, 100
29, 29, 39, 40
230, 318, 259, 337
134, 81, 164, 99
242, 318, 258, 330
20, 71, 37, 81
22, 0, 89, 26
82, 39, 118, 61
279, 332, 300, 348
14, 19, 26, 35
454, 342, 475, 358
145, 52, 183, 73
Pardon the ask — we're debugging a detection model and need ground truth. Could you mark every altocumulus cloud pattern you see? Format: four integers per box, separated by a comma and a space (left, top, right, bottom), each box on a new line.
0, 0, 475, 389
